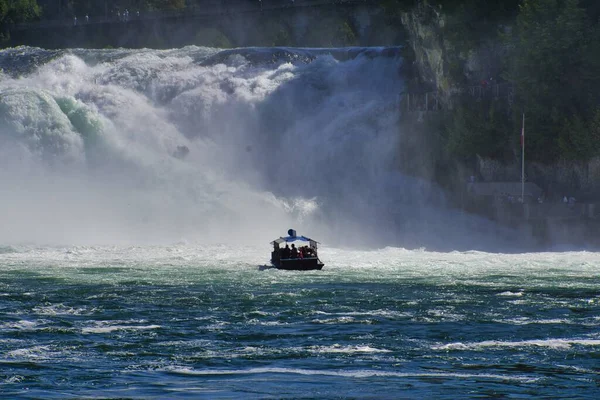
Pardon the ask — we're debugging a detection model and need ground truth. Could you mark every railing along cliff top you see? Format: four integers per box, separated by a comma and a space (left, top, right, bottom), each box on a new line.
399, 82, 514, 114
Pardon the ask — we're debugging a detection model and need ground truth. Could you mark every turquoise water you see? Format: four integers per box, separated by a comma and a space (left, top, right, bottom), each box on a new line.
1, 245, 599, 398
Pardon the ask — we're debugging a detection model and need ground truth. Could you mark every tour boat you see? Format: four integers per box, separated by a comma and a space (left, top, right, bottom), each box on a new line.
269, 229, 324, 271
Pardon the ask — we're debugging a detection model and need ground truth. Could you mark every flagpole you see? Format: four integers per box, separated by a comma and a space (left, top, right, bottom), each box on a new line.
521, 113, 525, 203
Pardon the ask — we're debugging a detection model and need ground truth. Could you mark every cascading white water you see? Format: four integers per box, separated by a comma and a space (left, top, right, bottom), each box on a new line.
0, 46, 522, 249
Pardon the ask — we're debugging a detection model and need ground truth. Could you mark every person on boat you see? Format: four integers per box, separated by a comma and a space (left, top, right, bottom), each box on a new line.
306, 246, 314, 257
281, 244, 291, 259
302, 247, 308, 257
290, 244, 298, 258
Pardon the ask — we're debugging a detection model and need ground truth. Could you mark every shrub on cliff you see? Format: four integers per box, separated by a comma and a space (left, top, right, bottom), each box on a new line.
446, 97, 512, 162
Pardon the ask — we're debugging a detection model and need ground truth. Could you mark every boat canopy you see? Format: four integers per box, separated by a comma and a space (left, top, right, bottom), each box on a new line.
270, 229, 319, 247
271, 235, 312, 245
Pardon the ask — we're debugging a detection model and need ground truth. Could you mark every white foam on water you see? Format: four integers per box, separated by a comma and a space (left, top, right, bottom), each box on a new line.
496, 317, 574, 325
162, 366, 539, 383
497, 291, 524, 297
2, 375, 25, 384
32, 303, 97, 316
307, 344, 391, 354
0, 320, 40, 331
82, 324, 162, 334
433, 338, 600, 351
7, 345, 54, 359
311, 316, 360, 324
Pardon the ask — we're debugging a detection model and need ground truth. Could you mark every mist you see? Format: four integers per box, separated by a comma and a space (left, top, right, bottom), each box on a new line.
0, 46, 526, 250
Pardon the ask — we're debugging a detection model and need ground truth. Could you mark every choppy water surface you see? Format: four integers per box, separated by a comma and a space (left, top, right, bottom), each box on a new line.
1, 245, 599, 398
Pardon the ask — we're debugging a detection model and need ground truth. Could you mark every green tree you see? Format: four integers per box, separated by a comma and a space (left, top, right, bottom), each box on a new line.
506, 0, 592, 161
7, 0, 40, 22
0, 0, 41, 41
0, 1, 7, 19
446, 97, 512, 161
559, 108, 600, 160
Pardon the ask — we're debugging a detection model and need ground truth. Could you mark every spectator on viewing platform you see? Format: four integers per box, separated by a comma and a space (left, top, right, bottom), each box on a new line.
73, 16, 77, 26
85, 14, 89, 23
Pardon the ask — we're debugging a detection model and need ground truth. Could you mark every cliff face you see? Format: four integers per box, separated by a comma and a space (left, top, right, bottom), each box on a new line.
400, 3, 447, 91
400, 2, 506, 94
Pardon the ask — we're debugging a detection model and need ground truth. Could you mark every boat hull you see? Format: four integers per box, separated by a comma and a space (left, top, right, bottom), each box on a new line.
271, 257, 324, 271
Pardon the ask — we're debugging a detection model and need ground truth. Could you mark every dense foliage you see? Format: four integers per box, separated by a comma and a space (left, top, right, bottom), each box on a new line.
507, 0, 600, 162
0, 0, 40, 39
439, 0, 600, 163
